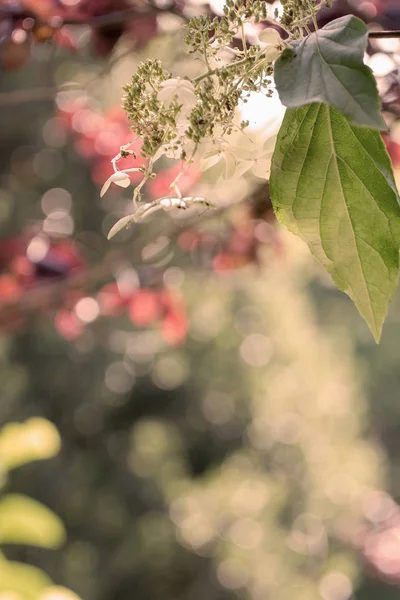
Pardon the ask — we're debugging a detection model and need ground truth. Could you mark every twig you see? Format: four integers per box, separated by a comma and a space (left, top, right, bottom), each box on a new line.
368, 31, 400, 39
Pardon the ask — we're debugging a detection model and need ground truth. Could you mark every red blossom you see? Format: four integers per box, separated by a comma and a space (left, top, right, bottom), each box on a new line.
55, 309, 84, 341
128, 289, 162, 327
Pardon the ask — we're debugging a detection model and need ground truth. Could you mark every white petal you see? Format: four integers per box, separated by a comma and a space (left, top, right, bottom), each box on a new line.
176, 116, 190, 130
263, 45, 282, 62
153, 146, 166, 162
179, 89, 197, 107
179, 79, 195, 93
260, 136, 277, 155
112, 172, 130, 182
157, 88, 175, 104
113, 173, 131, 188
231, 143, 253, 162
159, 78, 180, 90
199, 151, 223, 172
135, 204, 164, 221
223, 151, 236, 179
159, 197, 183, 209
257, 27, 282, 46
107, 214, 135, 239
251, 159, 272, 179
158, 77, 196, 108
134, 202, 153, 219
234, 159, 254, 178
100, 179, 111, 198
183, 196, 214, 208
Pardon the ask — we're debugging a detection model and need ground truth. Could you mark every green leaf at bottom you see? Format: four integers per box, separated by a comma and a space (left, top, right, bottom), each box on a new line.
270, 103, 400, 341
0, 555, 51, 599
0, 494, 66, 548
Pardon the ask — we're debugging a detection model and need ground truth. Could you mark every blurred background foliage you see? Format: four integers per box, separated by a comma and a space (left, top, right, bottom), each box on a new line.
1, 1, 400, 599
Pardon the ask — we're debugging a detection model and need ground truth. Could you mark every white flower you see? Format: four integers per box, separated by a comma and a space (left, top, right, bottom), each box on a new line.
200, 147, 235, 178
234, 131, 278, 179
154, 121, 196, 162
199, 123, 280, 183
257, 27, 283, 62
157, 77, 197, 114
199, 132, 255, 180
257, 27, 282, 46
100, 172, 131, 197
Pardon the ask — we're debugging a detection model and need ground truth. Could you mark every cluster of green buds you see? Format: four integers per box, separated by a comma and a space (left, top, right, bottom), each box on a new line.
102, 0, 327, 239
280, 0, 333, 33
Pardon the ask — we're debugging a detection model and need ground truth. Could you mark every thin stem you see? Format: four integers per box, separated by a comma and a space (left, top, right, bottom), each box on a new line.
368, 31, 400, 39
268, 19, 290, 37
240, 21, 248, 58
132, 157, 155, 209
309, 1, 319, 32
193, 55, 255, 84
169, 144, 198, 197
202, 34, 212, 71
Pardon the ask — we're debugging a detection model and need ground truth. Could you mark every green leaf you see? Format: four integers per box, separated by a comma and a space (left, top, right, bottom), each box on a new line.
0, 418, 61, 471
0, 554, 51, 599
0, 494, 66, 548
274, 15, 386, 130
38, 586, 83, 600
270, 103, 400, 341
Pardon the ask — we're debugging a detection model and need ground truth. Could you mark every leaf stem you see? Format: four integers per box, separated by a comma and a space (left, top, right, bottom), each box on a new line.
368, 31, 400, 38
240, 21, 248, 58
193, 55, 256, 83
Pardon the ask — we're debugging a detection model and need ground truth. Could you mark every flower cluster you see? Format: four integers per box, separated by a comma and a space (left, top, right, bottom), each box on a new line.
280, 0, 333, 33
101, 0, 327, 239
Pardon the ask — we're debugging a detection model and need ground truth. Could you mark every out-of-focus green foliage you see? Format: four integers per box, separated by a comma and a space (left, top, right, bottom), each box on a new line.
0, 495, 65, 548
1, 3, 400, 600
0, 417, 80, 600
0, 419, 61, 471
124, 239, 384, 600
0, 552, 51, 599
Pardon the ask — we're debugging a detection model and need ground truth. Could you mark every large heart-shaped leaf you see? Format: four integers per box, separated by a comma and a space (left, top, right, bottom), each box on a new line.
270, 103, 400, 341
274, 15, 385, 130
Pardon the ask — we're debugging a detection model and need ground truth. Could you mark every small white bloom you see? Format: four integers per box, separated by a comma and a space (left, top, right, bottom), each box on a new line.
199, 148, 237, 179
199, 133, 255, 180
257, 27, 282, 46
248, 133, 278, 179
154, 125, 196, 162
263, 45, 283, 62
257, 28, 283, 62
199, 124, 279, 182
100, 172, 131, 197
157, 77, 197, 113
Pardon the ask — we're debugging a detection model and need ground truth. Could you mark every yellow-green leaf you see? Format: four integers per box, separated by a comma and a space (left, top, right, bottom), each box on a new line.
0, 495, 65, 548
0, 419, 60, 472
38, 587, 83, 600
270, 103, 400, 341
274, 15, 385, 130
0, 556, 51, 599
